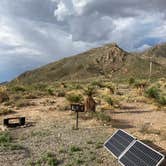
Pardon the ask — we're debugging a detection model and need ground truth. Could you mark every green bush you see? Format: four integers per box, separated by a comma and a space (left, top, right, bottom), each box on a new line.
158, 96, 166, 105
29, 152, 59, 166
70, 146, 82, 152
0, 132, 23, 151
12, 86, 26, 92
84, 86, 96, 96
42, 152, 59, 166
66, 94, 83, 103
146, 86, 159, 99
0, 132, 12, 144
34, 83, 48, 91
105, 97, 113, 106
47, 88, 54, 95
129, 77, 135, 85
91, 81, 103, 88
96, 112, 111, 123
0, 108, 14, 115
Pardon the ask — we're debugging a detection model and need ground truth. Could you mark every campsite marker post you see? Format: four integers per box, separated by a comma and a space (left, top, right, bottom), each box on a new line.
71, 104, 85, 130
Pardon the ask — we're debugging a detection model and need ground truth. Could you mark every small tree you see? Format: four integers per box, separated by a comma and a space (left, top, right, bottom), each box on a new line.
66, 93, 83, 103
84, 86, 96, 112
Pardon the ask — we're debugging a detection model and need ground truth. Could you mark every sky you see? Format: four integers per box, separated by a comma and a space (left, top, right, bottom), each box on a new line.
0, 0, 166, 82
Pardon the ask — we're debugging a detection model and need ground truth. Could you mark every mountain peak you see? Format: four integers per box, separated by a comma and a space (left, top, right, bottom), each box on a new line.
104, 42, 119, 48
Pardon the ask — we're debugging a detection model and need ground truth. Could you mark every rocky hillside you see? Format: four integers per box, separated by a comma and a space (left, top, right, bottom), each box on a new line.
13, 43, 166, 84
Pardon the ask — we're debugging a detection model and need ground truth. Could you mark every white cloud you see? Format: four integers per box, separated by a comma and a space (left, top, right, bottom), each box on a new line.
54, 1, 71, 21
1, 0, 166, 82
72, 0, 93, 15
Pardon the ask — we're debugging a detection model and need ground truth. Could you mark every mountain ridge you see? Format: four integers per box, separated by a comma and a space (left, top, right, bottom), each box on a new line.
13, 43, 166, 84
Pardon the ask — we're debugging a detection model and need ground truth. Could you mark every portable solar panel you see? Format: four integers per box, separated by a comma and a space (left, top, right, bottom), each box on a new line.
119, 140, 165, 166
104, 129, 136, 158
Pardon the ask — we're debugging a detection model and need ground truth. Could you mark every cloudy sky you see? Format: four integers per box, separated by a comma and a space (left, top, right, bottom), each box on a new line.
0, 0, 166, 82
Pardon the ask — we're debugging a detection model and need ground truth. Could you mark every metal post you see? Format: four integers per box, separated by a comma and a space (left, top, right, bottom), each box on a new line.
76, 111, 79, 130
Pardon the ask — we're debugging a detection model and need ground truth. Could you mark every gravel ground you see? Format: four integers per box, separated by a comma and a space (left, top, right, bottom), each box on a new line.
0, 95, 166, 166
0, 98, 120, 166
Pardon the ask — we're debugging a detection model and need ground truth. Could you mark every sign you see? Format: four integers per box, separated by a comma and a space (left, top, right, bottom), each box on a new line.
71, 103, 85, 130
71, 103, 85, 112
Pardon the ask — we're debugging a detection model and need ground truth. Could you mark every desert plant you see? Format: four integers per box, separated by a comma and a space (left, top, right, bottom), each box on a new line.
0, 132, 24, 151
0, 132, 12, 144
0, 92, 9, 103
55, 90, 66, 97
91, 81, 103, 88
28, 152, 59, 166
96, 112, 111, 124
134, 80, 148, 89
129, 77, 135, 85
0, 108, 14, 115
105, 97, 114, 106
146, 86, 159, 99
47, 88, 54, 95
158, 96, 166, 105
70, 146, 82, 153
11, 85, 26, 92
66, 94, 83, 103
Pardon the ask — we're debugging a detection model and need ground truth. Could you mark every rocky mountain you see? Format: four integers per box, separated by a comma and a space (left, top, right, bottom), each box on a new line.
13, 43, 166, 84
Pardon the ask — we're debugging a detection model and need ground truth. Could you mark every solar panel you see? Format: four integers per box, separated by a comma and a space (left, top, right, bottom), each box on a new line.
104, 129, 136, 158
119, 140, 165, 166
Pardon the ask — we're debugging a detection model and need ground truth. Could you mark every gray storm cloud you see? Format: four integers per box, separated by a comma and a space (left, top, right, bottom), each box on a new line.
0, 0, 166, 82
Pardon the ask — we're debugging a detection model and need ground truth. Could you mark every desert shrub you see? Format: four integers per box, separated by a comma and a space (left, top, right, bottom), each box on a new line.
11, 86, 26, 92
96, 112, 111, 123
158, 96, 166, 105
56, 90, 66, 97
42, 152, 59, 166
146, 86, 160, 99
134, 80, 148, 89
139, 123, 150, 134
47, 88, 54, 95
0, 108, 14, 115
91, 81, 103, 88
28, 152, 59, 166
68, 84, 82, 90
105, 97, 113, 106
66, 94, 83, 103
129, 77, 135, 85
84, 86, 96, 96
34, 83, 48, 91
0, 92, 9, 103
0, 132, 12, 144
0, 132, 23, 151
70, 146, 82, 153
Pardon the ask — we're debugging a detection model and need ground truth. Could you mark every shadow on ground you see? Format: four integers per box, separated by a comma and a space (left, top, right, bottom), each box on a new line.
111, 119, 134, 129
110, 110, 153, 114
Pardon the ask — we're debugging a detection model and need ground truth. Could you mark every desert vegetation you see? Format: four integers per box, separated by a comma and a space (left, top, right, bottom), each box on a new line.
0, 76, 166, 165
